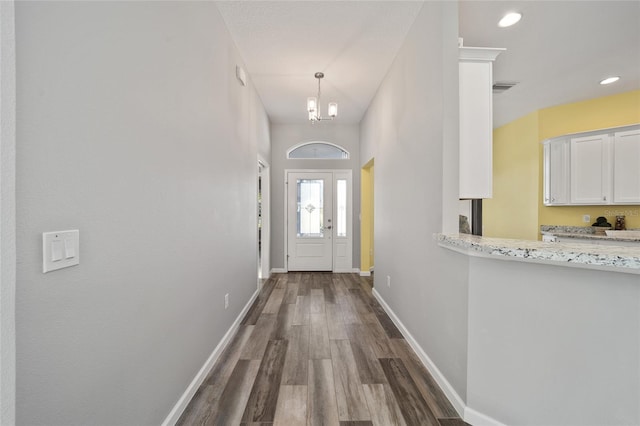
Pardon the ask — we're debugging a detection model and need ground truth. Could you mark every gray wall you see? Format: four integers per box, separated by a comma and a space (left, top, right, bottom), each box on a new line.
1, 1, 17, 424
467, 258, 640, 425
359, 2, 470, 401
270, 123, 360, 271
15, 2, 269, 425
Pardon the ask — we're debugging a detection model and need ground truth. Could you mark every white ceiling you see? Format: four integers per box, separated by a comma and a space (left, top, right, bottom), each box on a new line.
217, 1, 640, 128
460, 1, 640, 127
216, 1, 423, 124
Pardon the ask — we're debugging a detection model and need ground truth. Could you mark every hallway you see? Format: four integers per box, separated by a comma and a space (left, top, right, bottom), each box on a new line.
177, 273, 466, 426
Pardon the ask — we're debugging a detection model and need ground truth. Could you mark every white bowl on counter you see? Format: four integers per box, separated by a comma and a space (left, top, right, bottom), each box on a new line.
604, 230, 640, 238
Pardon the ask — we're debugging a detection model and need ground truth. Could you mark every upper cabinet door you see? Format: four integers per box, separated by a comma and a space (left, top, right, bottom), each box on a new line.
613, 129, 640, 204
570, 134, 611, 204
543, 139, 569, 205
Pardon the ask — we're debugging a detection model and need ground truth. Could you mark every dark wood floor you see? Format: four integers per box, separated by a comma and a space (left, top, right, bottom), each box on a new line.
177, 272, 468, 426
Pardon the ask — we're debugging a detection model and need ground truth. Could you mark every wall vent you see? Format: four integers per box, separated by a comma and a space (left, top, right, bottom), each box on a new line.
492, 82, 517, 94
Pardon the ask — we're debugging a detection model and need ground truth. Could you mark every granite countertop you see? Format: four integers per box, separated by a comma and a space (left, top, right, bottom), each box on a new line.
436, 233, 640, 274
540, 225, 640, 242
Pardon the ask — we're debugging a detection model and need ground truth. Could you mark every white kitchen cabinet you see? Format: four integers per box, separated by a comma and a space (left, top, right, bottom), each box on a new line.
570, 134, 612, 204
543, 124, 640, 206
613, 129, 640, 203
543, 139, 569, 205
459, 46, 504, 199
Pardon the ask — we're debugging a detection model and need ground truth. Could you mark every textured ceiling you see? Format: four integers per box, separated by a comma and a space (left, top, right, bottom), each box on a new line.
217, 1, 640, 127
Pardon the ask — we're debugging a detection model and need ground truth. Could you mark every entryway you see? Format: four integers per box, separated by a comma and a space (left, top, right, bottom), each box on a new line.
285, 170, 352, 272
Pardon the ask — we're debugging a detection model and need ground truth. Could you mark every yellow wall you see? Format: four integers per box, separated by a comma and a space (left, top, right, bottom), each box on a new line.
486, 90, 640, 240
538, 90, 640, 141
538, 90, 640, 231
484, 111, 540, 240
360, 160, 374, 272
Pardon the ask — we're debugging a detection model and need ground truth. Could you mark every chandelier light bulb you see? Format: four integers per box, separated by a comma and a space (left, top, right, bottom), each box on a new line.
328, 102, 338, 118
307, 97, 317, 113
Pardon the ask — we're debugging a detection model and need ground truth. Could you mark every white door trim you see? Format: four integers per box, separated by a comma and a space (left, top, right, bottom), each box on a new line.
284, 169, 352, 272
0, 1, 17, 423
258, 156, 270, 283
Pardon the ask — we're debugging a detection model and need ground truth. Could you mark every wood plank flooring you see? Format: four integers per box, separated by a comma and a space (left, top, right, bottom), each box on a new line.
177, 273, 468, 426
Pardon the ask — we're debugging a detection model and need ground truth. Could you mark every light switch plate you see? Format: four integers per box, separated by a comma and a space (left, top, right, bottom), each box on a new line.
43, 230, 79, 273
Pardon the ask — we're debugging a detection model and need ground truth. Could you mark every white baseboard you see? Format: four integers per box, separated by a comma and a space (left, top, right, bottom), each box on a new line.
359, 271, 371, 277
372, 289, 506, 425
161, 288, 259, 426
258, 278, 269, 291
270, 268, 361, 274
464, 406, 507, 426
332, 268, 358, 274
372, 288, 466, 417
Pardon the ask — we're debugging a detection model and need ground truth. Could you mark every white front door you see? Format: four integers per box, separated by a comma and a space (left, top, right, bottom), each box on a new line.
287, 172, 333, 271
286, 171, 353, 272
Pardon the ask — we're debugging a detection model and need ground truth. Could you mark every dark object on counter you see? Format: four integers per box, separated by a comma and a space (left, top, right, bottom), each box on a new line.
615, 215, 626, 230
592, 216, 612, 227
459, 215, 471, 234
592, 216, 612, 235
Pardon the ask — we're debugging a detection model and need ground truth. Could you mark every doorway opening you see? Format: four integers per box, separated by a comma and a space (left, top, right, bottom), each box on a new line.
360, 159, 374, 277
258, 158, 270, 287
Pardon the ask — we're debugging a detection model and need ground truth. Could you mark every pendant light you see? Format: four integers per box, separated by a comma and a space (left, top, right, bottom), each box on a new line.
307, 72, 337, 122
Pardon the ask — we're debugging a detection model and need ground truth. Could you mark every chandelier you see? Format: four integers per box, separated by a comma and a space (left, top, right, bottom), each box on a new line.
307, 72, 337, 122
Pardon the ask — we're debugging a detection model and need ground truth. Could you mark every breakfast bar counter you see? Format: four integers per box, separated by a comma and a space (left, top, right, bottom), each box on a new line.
434, 232, 640, 425
436, 233, 640, 274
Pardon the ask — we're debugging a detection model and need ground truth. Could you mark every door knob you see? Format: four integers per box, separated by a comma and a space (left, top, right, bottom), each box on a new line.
326, 225, 332, 229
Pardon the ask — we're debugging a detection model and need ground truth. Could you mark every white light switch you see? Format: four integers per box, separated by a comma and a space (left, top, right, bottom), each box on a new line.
51, 240, 63, 262
43, 230, 79, 273
64, 238, 75, 258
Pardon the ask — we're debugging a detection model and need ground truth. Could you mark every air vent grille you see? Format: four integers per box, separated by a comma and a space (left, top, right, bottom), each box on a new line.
493, 82, 518, 94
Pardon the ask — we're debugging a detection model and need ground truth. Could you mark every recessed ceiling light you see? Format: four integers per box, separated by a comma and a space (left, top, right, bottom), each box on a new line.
600, 76, 620, 85
498, 12, 522, 28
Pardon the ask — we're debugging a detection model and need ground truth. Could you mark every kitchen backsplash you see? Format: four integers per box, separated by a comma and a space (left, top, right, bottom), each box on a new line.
541, 225, 640, 234
540, 225, 595, 235
540, 207, 640, 231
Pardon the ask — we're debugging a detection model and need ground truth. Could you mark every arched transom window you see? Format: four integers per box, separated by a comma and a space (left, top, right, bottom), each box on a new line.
287, 141, 350, 160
